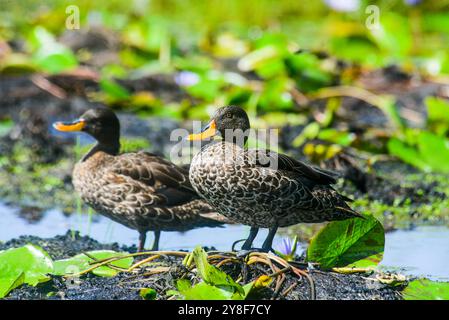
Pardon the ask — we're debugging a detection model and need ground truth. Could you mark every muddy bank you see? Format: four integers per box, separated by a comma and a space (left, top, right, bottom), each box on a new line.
0, 232, 403, 300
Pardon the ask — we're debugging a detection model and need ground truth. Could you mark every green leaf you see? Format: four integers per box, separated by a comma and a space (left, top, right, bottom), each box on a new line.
330, 36, 381, 66
387, 138, 430, 172
0, 244, 54, 298
185, 74, 223, 101
0, 271, 25, 299
422, 13, 449, 33
286, 52, 333, 92
426, 97, 449, 123
53, 250, 133, 277
417, 131, 449, 173
425, 97, 449, 135
192, 246, 243, 295
403, 279, 449, 300
99, 79, 131, 101
318, 129, 355, 146
140, 288, 157, 300
28, 26, 78, 73
307, 215, 385, 270
369, 12, 412, 58
176, 279, 192, 292
258, 78, 293, 111
178, 282, 235, 300
238, 45, 282, 72
292, 122, 320, 147
34, 52, 78, 74
0, 119, 14, 137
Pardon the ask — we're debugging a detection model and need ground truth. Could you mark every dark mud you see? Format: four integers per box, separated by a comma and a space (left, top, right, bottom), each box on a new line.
0, 232, 403, 300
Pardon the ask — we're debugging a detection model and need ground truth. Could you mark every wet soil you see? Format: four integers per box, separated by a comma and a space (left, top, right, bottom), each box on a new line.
0, 232, 403, 300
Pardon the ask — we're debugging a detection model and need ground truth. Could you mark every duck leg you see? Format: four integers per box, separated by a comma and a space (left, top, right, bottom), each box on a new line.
261, 225, 278, 252
138, 231, 147, 252
151, 230, 161, 251
241, 227, 259, 250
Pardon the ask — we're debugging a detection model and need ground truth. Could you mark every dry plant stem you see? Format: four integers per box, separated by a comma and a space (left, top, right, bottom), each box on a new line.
272, 271, 286, 300
128, 255, 162, 271
215, 258, 238, 268
272, 276, 286, 300
73, 249, 316, 299
281, 282, 298, 297
72, 251, 189, 277
265, 253, 316, 300
268, 266, 291, 278
82, 252, 128, 272
31, 74, 67, 99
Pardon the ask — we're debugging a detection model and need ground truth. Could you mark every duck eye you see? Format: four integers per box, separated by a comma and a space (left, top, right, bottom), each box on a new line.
226, 112, 232, 118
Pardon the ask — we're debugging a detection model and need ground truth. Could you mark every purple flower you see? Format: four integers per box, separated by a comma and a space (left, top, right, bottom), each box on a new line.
277, 236, 298, 257
174, 71, 200, 87
324, 0, 360, 12
404, 0, 421, 5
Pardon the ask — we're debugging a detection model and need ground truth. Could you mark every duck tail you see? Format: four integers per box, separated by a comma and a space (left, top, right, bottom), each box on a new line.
335, 205, 365, 219
198, 212, 235, 226
178, 199, 234, 228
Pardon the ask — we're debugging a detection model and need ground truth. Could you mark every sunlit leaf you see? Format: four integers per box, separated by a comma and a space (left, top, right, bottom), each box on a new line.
192, 246, 243, 295
178, 281, 235, 300
258, 78, 294, 111
369, 12, 412, 58
212, 33, 249, 58
292, 122, 320, 147
318, 129, 355, 146
0, 244, 54, 298
238, 46, 281, 72
307, 215, 385, 270
387, 138, 430, 172
140, 288, 157, 300
417, 131, 449, 173
53, 250, 133, 277
99, 79, 131, 100
425, 96, 449, 136
28, 26, 78, 73
403, 279, 449, 300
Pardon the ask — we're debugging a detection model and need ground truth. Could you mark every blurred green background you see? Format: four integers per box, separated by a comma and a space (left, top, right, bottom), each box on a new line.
2, 0, 449, 71
1, 0, 449, 174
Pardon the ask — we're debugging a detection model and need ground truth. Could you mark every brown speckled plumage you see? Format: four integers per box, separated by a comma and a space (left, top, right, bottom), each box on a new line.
54, 108, 226, 251
188, 106, 362, 251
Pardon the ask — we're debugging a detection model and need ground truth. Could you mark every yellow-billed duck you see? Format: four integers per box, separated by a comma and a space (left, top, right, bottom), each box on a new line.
53, 107, 227, 251
187, 106, 362, 252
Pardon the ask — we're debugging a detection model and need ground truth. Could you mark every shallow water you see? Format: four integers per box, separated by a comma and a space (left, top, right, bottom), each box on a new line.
1, 202, 448, 280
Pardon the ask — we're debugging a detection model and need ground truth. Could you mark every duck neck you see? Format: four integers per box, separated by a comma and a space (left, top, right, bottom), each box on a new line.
81, 141, 120, 162
221, 130, 248, 148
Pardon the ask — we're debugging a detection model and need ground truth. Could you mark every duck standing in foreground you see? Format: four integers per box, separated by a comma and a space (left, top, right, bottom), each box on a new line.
187, 106, 362, 252
53, 107, 227, 251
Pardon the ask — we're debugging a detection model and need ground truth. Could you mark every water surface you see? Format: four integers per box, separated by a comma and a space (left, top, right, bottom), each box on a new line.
1, 203, 448, 280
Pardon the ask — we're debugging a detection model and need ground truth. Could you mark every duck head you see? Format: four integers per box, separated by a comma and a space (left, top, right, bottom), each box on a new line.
187, 106, 250, 145
53, 107, 121, 155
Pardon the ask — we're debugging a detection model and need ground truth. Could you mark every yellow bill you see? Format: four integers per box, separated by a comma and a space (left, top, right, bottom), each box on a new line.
53, 119, 86, 132
187, 120, 216, 141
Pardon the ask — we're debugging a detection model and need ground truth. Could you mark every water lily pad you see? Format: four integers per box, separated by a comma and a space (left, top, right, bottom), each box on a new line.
403, 279, 449, 300
53, 250, 133, 277
0, 244, 54, 298
307, 215, 385, 269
